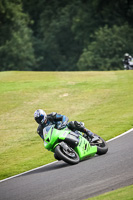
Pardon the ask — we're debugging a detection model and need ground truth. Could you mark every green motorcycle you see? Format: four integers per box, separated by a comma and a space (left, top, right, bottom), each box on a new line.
43, 125, 108, 165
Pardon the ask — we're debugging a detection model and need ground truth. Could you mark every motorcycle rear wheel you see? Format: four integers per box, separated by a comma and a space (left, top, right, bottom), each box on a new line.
90, 134, 108, 155
55, 144, 80, 165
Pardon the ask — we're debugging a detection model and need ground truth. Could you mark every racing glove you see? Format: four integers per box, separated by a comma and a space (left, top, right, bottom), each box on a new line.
58, 123, 66, 130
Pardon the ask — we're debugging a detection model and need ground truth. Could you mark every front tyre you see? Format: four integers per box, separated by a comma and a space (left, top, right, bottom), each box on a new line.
54, 153, 61, 161
55, 144, 80, 165
90, 134, 108, 155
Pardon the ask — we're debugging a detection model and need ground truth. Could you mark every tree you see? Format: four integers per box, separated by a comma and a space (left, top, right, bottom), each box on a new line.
92, 0, 133, 27
1, 0, 133, 71
32, 1, 81, 71
77, 24, 133, 71
0, 0, 35, 71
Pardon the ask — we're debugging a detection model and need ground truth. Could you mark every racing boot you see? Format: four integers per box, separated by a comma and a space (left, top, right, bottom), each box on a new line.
85, 129, 100, 142
84, 128, 94, 139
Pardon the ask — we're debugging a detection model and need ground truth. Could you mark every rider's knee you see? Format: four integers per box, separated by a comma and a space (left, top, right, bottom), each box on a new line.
67, 121, 75, 130
68, 121, 84, 131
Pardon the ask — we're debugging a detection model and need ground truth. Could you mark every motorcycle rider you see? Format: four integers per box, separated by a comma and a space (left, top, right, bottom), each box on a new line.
34, 109, 94, 140
123, 53, 132, 69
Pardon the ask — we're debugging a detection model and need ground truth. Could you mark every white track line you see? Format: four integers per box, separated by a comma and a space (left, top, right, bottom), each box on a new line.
0, 161, 58, 183
0, 128, 133, 183
107, 128, 133, 143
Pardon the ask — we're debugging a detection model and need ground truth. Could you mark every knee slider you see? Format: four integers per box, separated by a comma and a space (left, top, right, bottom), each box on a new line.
74, 121, 84, 128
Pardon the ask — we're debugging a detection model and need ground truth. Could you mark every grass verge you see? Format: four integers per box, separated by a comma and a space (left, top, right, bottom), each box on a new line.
0, 71, 133, 180
87, 185, 133, 200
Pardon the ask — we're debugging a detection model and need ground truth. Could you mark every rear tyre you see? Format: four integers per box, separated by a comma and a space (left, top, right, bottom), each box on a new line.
55, 144, 80, 165
90, 134, 108, 155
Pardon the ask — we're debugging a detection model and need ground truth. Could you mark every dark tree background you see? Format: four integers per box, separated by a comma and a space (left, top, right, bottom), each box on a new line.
0, 0, 133, 71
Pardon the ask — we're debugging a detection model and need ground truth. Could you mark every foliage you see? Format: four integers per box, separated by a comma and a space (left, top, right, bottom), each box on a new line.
77, 24, 133, 71
0, 0, 35, 71
0, 0, 133, 71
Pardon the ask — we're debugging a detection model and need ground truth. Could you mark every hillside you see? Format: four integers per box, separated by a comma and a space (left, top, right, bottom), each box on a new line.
0, 71, 133, 180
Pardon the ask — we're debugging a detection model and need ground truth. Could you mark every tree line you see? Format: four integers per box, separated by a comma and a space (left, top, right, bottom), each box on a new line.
0, 0, 133, 71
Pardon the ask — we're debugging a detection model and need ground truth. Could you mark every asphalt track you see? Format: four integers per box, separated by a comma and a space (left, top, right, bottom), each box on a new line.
0, 129, 133, 200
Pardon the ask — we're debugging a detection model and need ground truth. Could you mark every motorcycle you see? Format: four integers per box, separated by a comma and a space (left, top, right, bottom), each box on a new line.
43, 125, 108, 165
124, 59, 133, 70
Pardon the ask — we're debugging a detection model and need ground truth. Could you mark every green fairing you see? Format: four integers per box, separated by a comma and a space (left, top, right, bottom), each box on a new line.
75, 135, 97, 160
43, 125, 97, 161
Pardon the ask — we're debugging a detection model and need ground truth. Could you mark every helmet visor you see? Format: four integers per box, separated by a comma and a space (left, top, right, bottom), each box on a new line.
35, 115, 44, 124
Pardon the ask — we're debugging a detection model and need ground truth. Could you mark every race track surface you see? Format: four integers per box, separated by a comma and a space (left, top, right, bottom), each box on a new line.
0, 129, 133, 200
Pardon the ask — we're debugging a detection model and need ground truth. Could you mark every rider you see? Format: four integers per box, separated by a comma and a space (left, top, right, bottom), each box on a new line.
123, 53, 132, 66
34, 109, 94, 140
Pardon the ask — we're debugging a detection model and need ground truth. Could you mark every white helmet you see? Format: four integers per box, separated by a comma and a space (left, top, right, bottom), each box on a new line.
124, 53, 129, 58
34, 109, 47, 124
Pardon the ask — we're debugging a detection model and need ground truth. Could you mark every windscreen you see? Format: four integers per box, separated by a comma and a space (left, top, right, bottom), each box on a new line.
43, 125, 52, 139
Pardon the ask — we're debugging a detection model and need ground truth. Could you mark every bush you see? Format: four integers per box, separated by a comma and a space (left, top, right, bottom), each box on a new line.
77, 24, 133, 71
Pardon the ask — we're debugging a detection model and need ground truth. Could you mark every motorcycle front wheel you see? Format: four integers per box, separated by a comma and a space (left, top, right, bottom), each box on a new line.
55, 144, 80, 165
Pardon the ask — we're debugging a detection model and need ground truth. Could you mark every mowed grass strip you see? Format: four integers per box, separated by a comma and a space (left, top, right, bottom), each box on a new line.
0, 71, 133, 180
86, 185, 133, 200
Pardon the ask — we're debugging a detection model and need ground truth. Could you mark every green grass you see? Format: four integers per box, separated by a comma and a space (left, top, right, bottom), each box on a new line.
0, 71, 133, 180
87, 185, 133, 200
